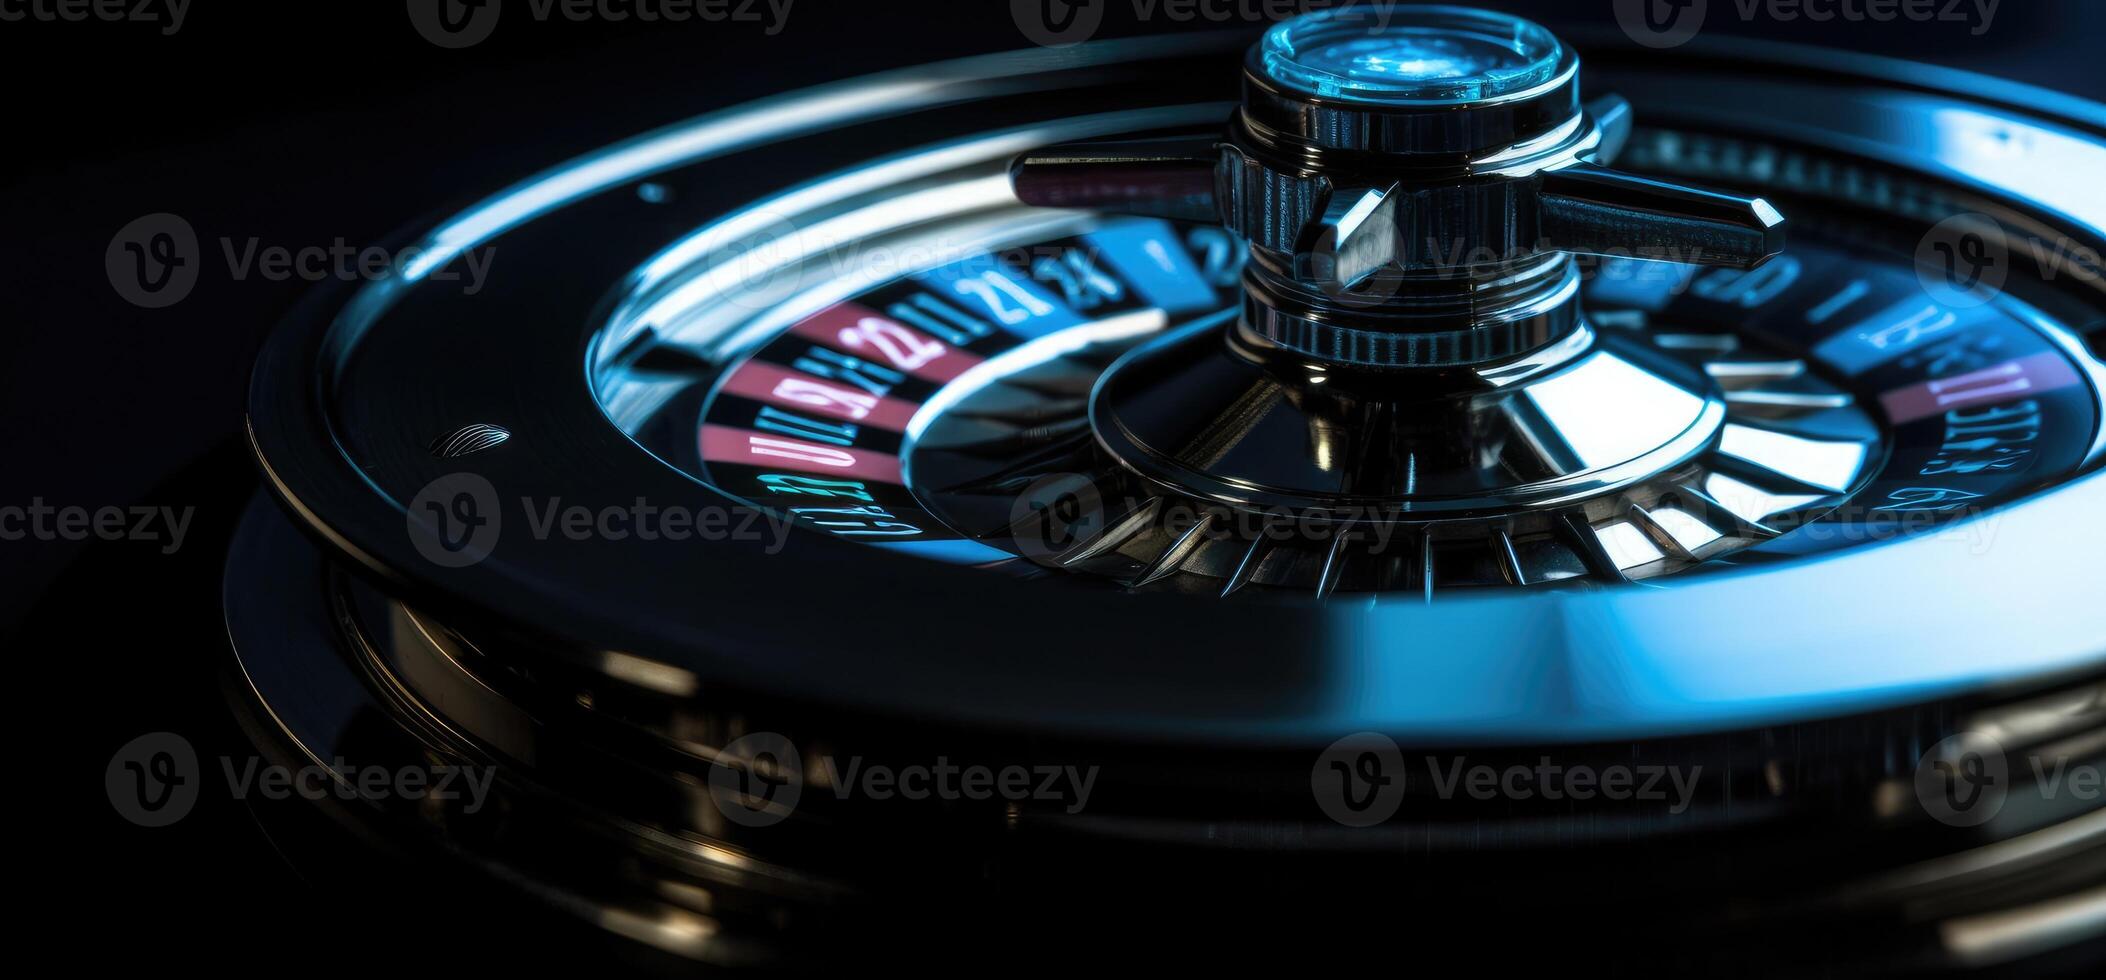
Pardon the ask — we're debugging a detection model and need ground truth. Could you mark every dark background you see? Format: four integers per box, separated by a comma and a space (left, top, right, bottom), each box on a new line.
4, 0, 2102, 971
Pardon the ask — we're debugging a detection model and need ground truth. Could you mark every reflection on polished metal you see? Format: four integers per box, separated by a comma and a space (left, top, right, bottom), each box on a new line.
1002, 6, 1851, 592
1011, 5, 1787, 369
913, 306, 1878, 594
1090, 319, 1728, 515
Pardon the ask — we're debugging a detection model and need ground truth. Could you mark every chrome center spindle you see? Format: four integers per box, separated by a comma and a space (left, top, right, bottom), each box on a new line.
1012, 4, 1785, 371
1008, 5, 1788, 517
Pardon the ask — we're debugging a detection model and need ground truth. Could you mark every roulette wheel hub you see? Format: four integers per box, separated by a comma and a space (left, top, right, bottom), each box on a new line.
1006, 6, 1834, 586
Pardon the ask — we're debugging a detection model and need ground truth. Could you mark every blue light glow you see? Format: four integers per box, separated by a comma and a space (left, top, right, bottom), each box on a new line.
1260, 6, 1564, 105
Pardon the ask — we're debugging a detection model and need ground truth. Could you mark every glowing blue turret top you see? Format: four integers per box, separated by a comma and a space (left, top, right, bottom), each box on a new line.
1258, 4, 1566, 105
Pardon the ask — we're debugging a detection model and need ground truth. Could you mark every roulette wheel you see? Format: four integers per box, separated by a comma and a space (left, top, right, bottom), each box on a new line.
212, 3, 2105, 973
